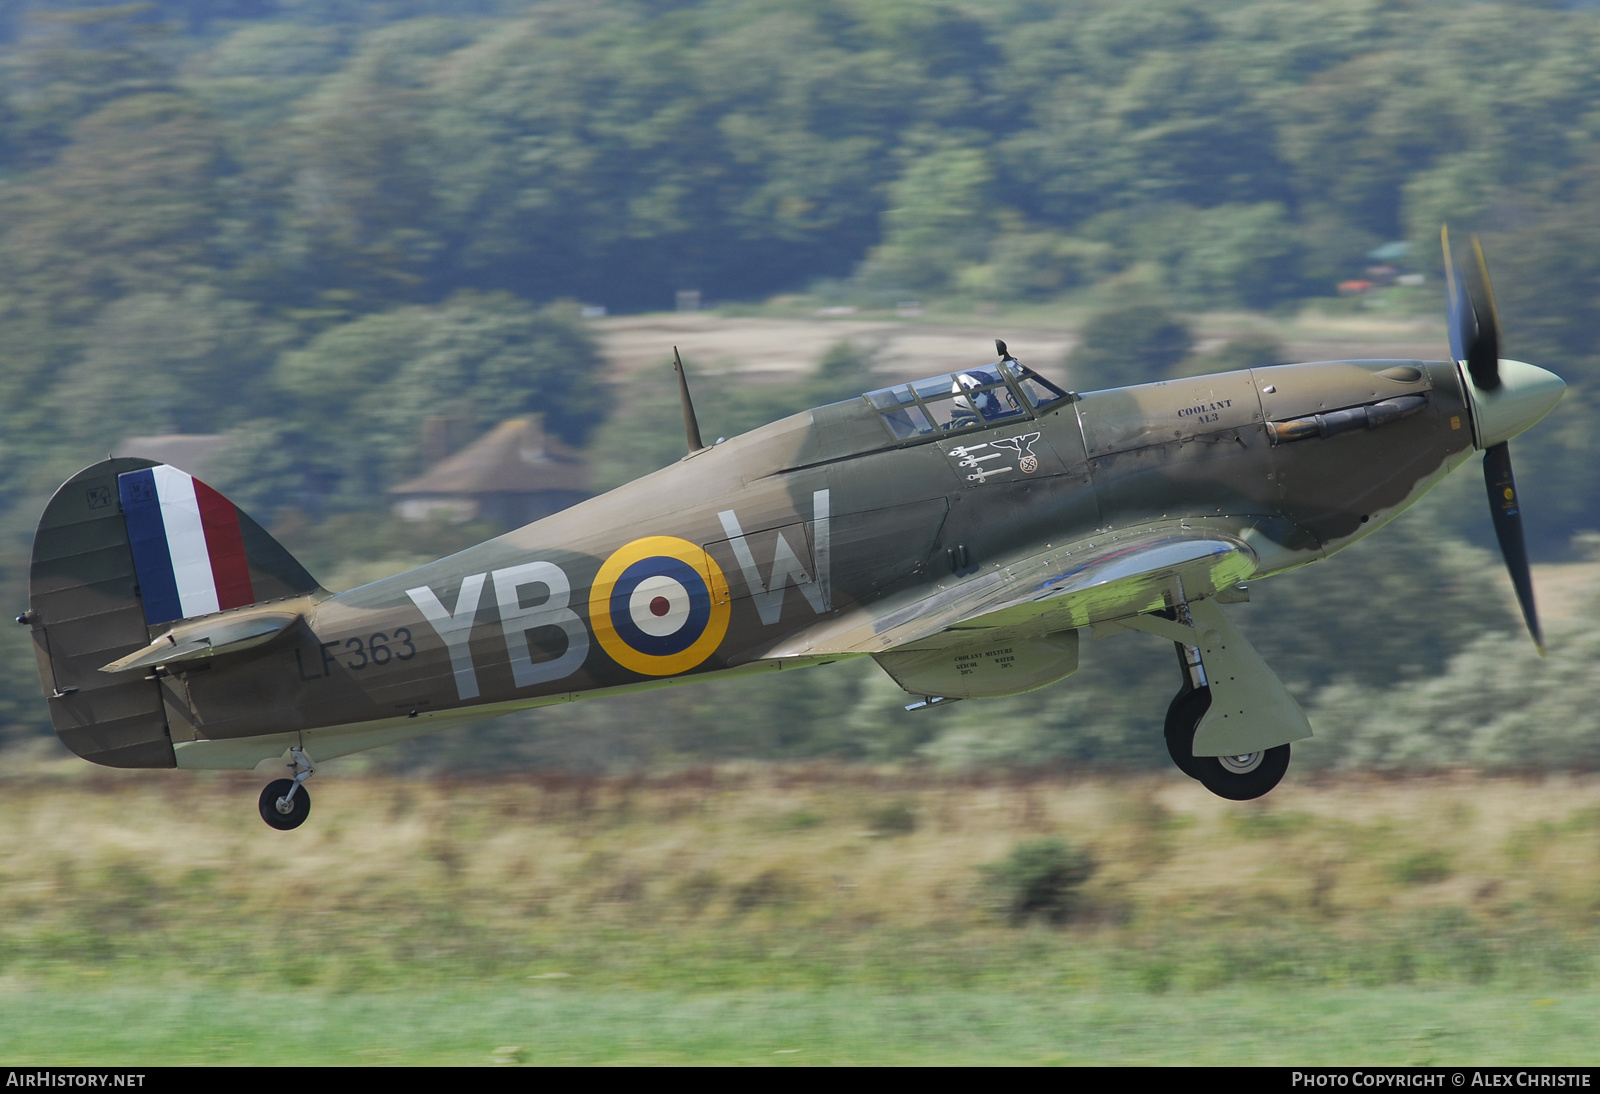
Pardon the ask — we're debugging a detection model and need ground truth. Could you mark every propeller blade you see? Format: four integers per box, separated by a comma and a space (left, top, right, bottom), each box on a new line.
1483, 441, 1543, 653
1448, 229, 1542, 648
1440, 225, 1503, 391
1442, 225, 1469, 364
1464, 236, 1502, 392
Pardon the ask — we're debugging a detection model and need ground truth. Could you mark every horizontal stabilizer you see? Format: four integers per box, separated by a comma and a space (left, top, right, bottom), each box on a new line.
99, 610, 301, 674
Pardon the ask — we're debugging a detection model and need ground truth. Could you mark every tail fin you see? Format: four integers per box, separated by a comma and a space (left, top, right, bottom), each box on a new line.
26, 459, 325, 768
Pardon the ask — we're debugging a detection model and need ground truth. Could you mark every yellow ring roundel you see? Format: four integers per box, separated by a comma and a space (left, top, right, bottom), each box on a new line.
589, 536, 731, 676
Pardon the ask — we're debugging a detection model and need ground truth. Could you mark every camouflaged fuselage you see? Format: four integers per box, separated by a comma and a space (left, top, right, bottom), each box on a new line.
29, 357, 1476, 769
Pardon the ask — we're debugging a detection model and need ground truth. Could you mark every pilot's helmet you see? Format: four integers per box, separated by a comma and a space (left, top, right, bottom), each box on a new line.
953, 371, 1002, 416
952, 371, 987, 399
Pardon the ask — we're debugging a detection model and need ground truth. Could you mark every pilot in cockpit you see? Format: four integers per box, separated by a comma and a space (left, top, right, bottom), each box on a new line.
952, 370, 1018, 423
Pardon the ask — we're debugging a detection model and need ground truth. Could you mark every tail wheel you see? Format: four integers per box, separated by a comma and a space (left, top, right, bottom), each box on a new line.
258, 778, 311, 830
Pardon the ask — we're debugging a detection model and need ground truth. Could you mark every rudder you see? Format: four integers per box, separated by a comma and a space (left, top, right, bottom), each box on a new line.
25, 459, 324, 768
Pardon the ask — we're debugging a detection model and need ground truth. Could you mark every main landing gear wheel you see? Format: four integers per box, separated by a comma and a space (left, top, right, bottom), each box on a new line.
1165, 685, 1291, 800
1193, 745, 1291, 801
259, 779, 311, 830
1164, 687, 1211, 779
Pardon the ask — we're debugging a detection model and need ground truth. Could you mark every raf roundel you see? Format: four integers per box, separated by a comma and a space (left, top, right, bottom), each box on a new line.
590, 536, 731, 676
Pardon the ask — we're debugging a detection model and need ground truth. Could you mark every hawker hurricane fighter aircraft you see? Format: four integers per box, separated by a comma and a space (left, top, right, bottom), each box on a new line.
23, 232, 1563, 827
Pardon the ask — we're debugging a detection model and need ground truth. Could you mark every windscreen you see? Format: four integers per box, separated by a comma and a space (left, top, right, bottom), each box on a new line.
864, 359, 1069, 441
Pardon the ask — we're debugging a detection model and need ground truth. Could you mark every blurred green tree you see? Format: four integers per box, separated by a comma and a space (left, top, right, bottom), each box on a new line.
214, 293, 606, 517
51, 289, 288, 449
1066, 303, 1192, 390
0, 93, 225, 323
1177, 332, 1285, 378
858, 140, 996, 292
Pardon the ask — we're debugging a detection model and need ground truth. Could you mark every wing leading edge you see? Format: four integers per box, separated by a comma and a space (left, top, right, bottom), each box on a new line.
753, 524, 1311, 755
748, 524, 1259, 661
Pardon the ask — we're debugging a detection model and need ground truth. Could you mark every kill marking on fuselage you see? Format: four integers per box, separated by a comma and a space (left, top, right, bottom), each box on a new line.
948, 433, 1042, 481
989, 432, 1042, 473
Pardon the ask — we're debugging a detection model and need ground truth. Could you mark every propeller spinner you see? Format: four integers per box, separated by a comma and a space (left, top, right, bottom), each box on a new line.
1441, 226, 1565, 653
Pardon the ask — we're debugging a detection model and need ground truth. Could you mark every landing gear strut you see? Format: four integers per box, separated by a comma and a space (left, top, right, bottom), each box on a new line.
1163, 607, 1290, 801
258, 747, 313, 830
1164, 607, 1211, 781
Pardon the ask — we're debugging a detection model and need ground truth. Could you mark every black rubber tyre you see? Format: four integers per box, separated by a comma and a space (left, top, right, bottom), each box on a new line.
258, 778, 311, 830
1163, 687, 1211, 779
1193, 744, 1291, 801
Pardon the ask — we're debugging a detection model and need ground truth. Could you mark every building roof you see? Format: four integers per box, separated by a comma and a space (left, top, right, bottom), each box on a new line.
389, 416, 589, 496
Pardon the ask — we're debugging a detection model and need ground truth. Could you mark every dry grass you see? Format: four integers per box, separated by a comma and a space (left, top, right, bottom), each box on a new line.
5, 767, 1598, 1063
0, 768, 1596, 992
2, 768, 1594, 922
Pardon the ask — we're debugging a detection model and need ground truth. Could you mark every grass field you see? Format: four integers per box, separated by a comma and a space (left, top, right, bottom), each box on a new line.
1, 768, 1597, 1064
5, 987, 1597, 1065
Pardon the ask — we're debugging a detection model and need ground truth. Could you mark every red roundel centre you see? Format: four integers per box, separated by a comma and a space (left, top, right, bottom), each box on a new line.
649, 596, 671, 617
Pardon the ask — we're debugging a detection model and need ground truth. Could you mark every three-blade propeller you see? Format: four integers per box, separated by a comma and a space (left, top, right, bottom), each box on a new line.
1442, 226, 1543, 653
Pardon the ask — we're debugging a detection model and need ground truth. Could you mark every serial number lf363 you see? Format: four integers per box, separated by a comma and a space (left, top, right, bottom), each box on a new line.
21, 231, 1563, 827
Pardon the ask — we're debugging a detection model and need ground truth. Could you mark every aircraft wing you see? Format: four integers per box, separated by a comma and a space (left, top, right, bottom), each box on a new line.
747, 526, 1258, 660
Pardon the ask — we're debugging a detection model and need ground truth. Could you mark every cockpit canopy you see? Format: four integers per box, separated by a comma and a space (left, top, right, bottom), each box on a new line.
863, 359, 1072, 442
